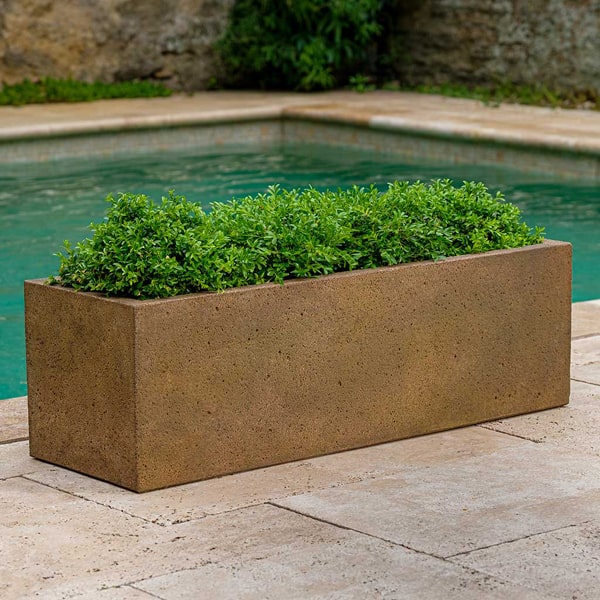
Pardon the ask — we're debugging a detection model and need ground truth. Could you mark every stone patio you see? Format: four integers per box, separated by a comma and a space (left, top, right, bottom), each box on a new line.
1, 92, 599, 598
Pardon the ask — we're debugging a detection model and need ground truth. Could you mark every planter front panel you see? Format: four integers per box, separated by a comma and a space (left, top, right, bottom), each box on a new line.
25, 284, 140, 489
25, 240, 571, 491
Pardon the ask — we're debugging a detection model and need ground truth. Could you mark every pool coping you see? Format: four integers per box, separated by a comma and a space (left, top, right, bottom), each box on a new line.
1, 90, 599, 157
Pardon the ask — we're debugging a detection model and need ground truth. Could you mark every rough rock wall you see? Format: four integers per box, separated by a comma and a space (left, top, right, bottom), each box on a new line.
0, 0, 598, 92
0, 0, 234, 90
395, 0, 600, 92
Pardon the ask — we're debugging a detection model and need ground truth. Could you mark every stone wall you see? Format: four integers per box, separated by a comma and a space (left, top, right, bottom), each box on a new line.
0, 0, 598, 93
0, 0, 234, 90
395, 0, 600, 92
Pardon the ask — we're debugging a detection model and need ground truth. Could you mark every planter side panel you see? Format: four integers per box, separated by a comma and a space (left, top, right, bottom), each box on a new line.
133, 241, 571, 491
25, 281, 139, 490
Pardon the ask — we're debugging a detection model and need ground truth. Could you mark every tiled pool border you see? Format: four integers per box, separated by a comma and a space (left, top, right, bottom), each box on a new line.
0, 108, 599, 180
0, 120, 284, 164
283, 119, 600, 180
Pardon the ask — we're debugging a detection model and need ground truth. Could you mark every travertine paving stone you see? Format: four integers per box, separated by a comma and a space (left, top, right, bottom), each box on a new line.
0, 477, 224, 599
450, 521, 600, 600
0, 441, 51, 480
481, 380, 600, 454
569, 379, 600, 408
571, 335, 600, 385
24, 427, 524, 526
25, 467, 208, 526
278, 444, 600, 557
572, 300, 600, 338
571, 335, 600, 366
305, 426, 527, 477
0, 396, 28, 443
482, 405, 600, 456
26, 458, 363, 525
135, 504, 548, 600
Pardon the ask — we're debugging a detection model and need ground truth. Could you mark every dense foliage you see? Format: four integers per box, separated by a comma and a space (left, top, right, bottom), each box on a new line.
52, 181, 544, 299
0, 78, 172, 106
217, 0, 384, 90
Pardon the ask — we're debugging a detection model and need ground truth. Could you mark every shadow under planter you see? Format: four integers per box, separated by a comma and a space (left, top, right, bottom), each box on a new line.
25, 240, 572, 492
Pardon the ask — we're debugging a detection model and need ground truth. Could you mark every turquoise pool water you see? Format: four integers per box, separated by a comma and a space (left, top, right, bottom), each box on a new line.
1, 145, 599, 399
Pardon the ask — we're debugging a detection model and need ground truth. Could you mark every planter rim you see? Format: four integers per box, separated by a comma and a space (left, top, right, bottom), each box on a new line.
27, 239, 569, 306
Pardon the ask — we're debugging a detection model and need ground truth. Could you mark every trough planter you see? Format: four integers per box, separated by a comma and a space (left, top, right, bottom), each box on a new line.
25, 239, 571, 492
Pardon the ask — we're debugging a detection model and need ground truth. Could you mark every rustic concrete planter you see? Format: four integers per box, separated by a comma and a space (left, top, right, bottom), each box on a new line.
25, 240, 571, 492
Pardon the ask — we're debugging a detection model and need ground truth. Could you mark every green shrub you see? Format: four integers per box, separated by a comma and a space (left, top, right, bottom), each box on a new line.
51, 181, 544, 299
216, 0, 384, 90
0, 78, 172, 106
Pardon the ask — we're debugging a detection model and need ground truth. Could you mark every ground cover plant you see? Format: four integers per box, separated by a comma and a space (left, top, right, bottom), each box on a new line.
51, 181, 544, 299
383, 81, 600, 111
0, 78, 172, 106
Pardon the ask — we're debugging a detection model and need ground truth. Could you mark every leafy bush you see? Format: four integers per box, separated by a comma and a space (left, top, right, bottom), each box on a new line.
217, 0, 383, 90
51, 181, 544, 299
0, 78, 172, 106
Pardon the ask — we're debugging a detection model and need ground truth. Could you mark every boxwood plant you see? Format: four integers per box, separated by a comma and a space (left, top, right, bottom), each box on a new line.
51, 180, 544, 299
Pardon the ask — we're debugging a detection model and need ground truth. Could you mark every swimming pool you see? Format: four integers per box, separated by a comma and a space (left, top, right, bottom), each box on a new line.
1, 144, 599, 399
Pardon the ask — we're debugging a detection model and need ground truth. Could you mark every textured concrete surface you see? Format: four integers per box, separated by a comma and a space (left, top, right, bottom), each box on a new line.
25, 281, 140, 491
25, 241, 571, 491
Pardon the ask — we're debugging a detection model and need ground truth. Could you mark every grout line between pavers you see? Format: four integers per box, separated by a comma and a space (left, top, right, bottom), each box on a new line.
572, 332, 600, 341
19, 473, 173, 527
266, 498, 587, 598
1, 472, 44, 482
118, 564, 218, 597
0, 436, 28, 445
477, 424, 543, 443
444, 520, 594, 560
66, 583, 166, 600
194, 474, 380, 520
123, 583, 167, 599
111, 518, 555, 600
572, 332, 600, 342
267, 500, 448, 561
570, 377, 600, 387
128, 587, 165, 600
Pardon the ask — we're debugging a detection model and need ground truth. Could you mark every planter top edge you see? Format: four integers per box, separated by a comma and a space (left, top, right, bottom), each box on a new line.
25, 239, 570, 305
